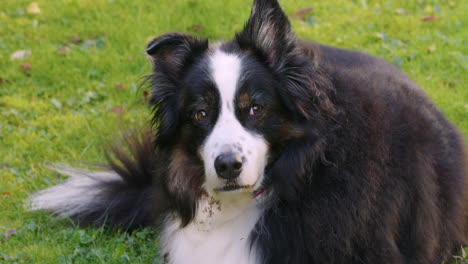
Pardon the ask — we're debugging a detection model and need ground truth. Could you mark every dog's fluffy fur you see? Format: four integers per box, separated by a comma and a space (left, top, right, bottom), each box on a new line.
29, 0, 468, 263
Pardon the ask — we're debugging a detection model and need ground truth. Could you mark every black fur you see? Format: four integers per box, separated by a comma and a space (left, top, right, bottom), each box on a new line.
71, 130, 170, 229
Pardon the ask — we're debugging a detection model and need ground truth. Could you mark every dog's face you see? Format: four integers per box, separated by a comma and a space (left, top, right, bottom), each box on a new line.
183, 48, 290, 194
147, 0, 328, 224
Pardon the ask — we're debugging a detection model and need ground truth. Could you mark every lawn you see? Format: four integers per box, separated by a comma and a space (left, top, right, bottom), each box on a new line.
0, 0, 467, 263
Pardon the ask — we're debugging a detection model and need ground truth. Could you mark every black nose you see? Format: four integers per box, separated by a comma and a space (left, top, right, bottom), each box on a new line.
214, 153, 243, 180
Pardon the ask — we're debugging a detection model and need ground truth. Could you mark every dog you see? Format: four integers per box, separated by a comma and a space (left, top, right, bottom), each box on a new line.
29, 0, 468, 263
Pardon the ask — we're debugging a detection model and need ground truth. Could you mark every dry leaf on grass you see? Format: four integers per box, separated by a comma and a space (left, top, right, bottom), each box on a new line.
395, 8, 406, 15
427, 44, 437, 53
188, 24, 204, 32
69, 37, 83, 44
291, 8, 314, 20
4, 228, 16, 241
51, 98, 62, 109
27, 2, 41, 15
421, 16, 438, 22
20, 63, 32, 74
115, 82, 128, 91
57, 44, 70, 54
10, 50, 31, 60
110, 106, 125, 116
143, 90, 150, 102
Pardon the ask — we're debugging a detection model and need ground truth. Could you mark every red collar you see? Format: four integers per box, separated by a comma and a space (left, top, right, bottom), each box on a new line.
254, 188, 265, 198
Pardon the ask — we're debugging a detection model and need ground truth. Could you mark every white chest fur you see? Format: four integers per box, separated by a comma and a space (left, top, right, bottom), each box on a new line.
161, 195, 261, 264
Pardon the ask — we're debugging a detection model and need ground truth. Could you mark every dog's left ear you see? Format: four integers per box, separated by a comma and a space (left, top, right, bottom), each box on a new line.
146, 34, 209, 146
236, 0, 299, 69
146, 33, 208, 77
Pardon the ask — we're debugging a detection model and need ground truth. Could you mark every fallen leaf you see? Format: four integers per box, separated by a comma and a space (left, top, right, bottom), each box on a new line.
115, 82, 128, 91
110, 106, 125, 116
57, 44, 69, 54
1, 191, 10, 196
0, 78, 4, 86
0, 78, 10, 86
69, 37, 83, 44
188, 24, 204, 32
346, 17, 359, 23
143, 90, 150, 102
375, 32, 389, 42
4, 228, 16, 241
20, 63, 32, 74
27, 2, 41, 15
291, 8, 314, 20
395, 8, 406, 15
51, 98, 63, 109
421, 16, 438, 22
427, 44, 437, 52
10, 50, 31, 60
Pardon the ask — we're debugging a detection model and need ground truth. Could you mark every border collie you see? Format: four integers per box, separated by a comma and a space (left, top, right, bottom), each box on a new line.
29, 0, 467, 263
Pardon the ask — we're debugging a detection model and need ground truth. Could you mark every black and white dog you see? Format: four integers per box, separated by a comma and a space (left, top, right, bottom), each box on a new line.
30, 0, 468, 263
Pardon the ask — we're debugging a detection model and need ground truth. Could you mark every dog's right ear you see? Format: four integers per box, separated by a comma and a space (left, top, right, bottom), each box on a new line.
146, 33, 208, 77
236, 0, 298, 70
146, 34, 208, 146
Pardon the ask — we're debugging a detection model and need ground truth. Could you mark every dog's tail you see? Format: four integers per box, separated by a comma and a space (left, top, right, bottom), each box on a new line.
28, 129, 170, 229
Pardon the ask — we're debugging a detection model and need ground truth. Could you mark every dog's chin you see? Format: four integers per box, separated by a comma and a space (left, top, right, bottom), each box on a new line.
214, 184, 253, 194
208, 174, 264, 196
213, 183, 254, 194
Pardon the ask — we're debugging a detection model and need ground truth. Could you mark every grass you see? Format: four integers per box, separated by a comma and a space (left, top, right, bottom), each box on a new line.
0, 0, 467, 263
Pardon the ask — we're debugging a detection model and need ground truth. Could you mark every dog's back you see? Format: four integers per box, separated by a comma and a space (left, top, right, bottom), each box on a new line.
301, 41, 468, 260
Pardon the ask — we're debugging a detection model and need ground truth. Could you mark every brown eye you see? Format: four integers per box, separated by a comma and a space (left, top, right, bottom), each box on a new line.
249, 104, 263, 116
195, 110, 208, 121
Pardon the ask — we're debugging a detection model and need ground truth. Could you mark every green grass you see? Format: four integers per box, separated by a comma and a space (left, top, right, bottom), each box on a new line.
0, 0, 467, 263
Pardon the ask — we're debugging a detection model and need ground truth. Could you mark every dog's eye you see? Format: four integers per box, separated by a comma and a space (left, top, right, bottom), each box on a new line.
195, 110, 208, 121
249, 104, 263, 116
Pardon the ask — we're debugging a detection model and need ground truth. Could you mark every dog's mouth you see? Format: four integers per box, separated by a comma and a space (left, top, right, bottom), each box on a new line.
214, 184, 253, 193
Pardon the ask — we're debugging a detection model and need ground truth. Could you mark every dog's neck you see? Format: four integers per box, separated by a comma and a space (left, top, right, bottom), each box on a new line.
161, 192, 262, 264
193, 192, 258, 230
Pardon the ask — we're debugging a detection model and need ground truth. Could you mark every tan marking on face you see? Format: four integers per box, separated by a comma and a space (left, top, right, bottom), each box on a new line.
237, 92, 251, 109
168, 148, 204, 195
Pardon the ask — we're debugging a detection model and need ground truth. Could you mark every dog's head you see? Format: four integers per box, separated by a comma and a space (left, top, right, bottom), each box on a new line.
147, 0, 332, 225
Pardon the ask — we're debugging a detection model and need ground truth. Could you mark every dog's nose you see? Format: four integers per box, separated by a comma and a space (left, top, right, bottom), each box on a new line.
214, 153, 243, 180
